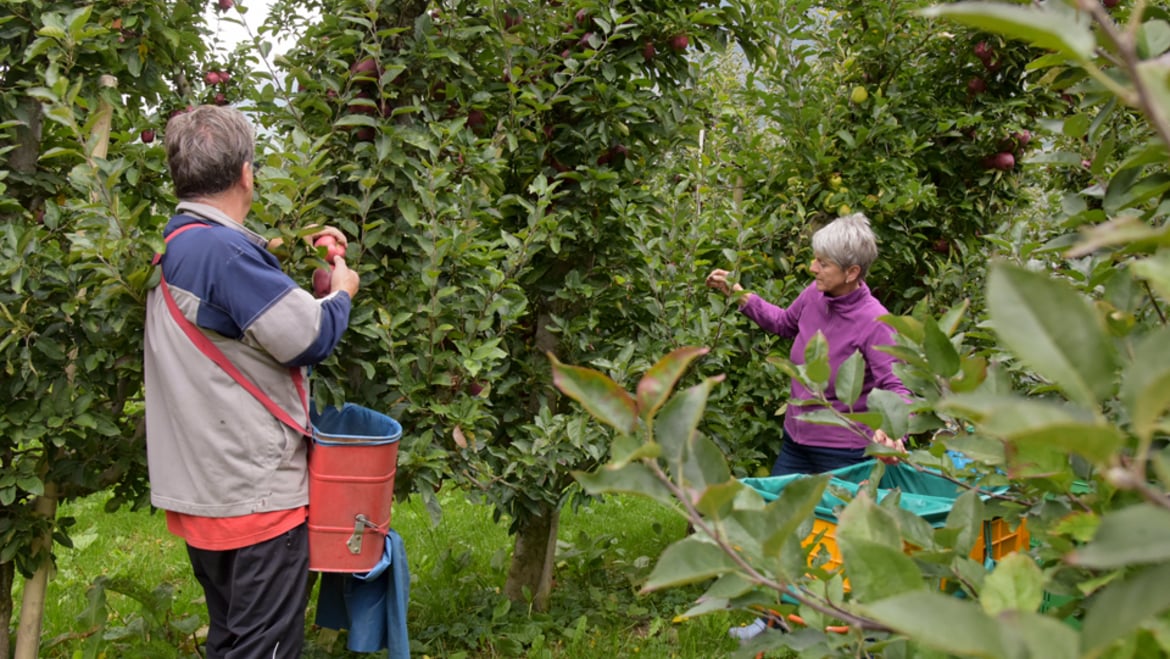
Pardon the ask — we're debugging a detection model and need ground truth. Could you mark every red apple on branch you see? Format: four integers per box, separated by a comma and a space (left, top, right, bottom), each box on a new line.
973, 41, 993, 62
984, 151, 1015, 171
642, 40, 657, 62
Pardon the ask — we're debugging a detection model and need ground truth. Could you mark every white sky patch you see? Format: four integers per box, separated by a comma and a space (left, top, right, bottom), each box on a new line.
203, 0, 296, 63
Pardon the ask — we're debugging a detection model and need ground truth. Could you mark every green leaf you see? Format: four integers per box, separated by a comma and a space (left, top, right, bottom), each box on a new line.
656, 376, 724, 471
937, 300, 969, 337
1105, 172, 1170, 214
867, 389, 910, 439
945, 489, 983, 559
550, 354, 637, 435
980, 553, 1044, 616
920, 2, 1094, 61
944, 394, 1124, 464
1130, 250, 1170, 305
839, 537, 925, 603
835, 350, 865, 407
1135, 58, 1170, 147
800, 408, 859, 429
65, 4, 92, 39
942, 434, 1006, 465
760, 474, 831, 558
859, 591, 1008, 657
837, 491, 902, 550
1136, 20, 1170, 60
923, 316, 960, 378
880, 314, 925, 344
681, 434, 732, 492
1120, 326, 1170, 442
333, 114, 377, 128
987, 263, 1117, 407
636, 346, 709, 422
998, 610, 1080, 659
804, 331, 831, 387
642, 535, 739, 592
396, 198, 419, 226
950, 355, 988, 394
1068, 504, 1170, 568
573, 462, 676, 508
1082, 562, 1170, 654
694, 480, 744, 519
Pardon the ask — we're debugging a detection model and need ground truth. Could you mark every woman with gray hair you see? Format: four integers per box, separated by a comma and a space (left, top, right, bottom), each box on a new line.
706, 213, 908, 475
708, 213, 909, 641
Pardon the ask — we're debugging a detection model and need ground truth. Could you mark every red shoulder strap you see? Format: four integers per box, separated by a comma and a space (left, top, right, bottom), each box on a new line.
155, 224, 310, 436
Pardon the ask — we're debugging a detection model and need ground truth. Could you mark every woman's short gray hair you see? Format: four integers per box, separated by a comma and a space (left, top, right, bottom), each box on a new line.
811, 213, 879, 278
164, 105, 255, 200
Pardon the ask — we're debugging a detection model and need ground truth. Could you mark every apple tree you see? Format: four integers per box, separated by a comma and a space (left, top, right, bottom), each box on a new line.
0, 1, 226, 655
596, 0, 1064, 481
252, 0, 778, 609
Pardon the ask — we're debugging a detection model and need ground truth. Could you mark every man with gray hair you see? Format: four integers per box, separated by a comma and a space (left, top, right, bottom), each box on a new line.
144, 104, 360, 658
707, 213, 910, 639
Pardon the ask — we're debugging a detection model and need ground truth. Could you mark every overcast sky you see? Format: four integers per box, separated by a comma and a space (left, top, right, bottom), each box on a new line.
205, 0, 288, 56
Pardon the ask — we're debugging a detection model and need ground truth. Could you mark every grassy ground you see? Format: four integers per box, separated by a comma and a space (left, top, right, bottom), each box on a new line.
18, 489, 751, 658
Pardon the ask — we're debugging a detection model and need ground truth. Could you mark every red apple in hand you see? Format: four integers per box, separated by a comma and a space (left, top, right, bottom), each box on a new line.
314, 235, 346, 264
312, 268, 332, 298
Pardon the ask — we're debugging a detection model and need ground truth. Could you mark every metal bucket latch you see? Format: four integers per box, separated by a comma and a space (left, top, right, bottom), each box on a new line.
347, 513, 380, 555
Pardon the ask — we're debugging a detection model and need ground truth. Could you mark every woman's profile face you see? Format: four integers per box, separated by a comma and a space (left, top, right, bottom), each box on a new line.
810, 254, 855, 297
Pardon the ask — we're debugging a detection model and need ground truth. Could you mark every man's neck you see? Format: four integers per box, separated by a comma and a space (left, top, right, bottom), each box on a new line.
186, 193, 247, 224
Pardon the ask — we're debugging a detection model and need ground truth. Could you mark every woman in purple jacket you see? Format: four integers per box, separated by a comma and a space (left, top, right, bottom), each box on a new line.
711, 213, 909, 642
706, 213, 908, 478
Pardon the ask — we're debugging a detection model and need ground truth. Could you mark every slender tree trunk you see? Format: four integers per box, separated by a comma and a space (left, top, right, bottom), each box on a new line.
8, 97, 42, 176
88, 75, 117, 164
0, 560, 13, 659
502, 500, 559, 611
14, 482, 58, 659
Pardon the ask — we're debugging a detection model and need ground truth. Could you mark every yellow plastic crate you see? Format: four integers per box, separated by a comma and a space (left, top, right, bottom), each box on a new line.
804, 516, 1030, 575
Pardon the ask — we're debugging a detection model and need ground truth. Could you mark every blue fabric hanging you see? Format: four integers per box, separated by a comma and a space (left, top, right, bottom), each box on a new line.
315, 529, 410, 658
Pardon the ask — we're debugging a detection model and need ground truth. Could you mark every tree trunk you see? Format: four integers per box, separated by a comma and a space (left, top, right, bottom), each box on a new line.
502, 500, 559, 612
8, 97, 42, 176
88, 75, 117, 164
0, 560, 13, 659
14, 482, 58, 659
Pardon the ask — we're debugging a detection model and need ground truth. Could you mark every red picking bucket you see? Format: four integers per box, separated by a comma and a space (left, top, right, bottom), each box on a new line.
307, 403, 402, 573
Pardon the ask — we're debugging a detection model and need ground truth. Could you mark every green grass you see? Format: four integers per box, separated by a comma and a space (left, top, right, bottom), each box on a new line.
19, 489, 751, 658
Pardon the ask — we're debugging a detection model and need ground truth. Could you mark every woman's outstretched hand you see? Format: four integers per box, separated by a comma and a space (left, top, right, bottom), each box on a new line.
873, 429, 907, 465
705, 268, 743, 297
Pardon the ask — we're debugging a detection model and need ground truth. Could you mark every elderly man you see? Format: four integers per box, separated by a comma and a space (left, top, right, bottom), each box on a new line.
144, 104, 359, 658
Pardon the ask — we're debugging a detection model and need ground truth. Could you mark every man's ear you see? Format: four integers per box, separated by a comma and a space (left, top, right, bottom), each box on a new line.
241, 161, 254, 191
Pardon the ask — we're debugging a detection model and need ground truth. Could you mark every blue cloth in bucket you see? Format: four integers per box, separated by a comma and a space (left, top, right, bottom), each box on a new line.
311, 403, 402, 445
